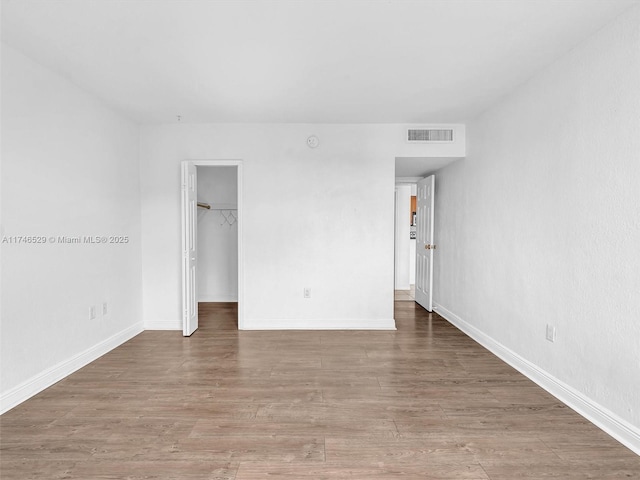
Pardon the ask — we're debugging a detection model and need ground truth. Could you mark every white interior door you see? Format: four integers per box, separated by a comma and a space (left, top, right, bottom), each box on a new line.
415, 175, 435, 311
182, 162, 198, 336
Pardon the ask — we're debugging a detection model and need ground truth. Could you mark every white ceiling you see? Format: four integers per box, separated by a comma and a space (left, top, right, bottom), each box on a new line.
395, 157, 456, 178
1, 0, 638, 125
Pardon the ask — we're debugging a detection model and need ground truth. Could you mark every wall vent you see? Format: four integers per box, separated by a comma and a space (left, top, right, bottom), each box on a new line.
407, 128, 454, 143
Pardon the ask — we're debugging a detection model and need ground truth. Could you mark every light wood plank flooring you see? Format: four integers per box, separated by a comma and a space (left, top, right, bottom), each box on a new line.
394, 285, 415, 302
1, 302, 638, 479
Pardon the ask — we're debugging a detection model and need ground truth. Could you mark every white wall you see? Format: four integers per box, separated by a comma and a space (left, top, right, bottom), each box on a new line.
0, 44, 143, 412
197, 166, 238, 302
139, 124, 464, 330
434, 7, 640, 451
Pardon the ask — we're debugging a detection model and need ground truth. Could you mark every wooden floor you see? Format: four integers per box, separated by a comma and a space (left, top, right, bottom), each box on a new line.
394, 286, 415, 302
1, 302, 639, 479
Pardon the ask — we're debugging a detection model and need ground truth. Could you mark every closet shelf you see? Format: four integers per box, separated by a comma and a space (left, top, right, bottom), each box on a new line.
209, 203, 237, 211
198, 202, 237, 210
197, 202, 237, 226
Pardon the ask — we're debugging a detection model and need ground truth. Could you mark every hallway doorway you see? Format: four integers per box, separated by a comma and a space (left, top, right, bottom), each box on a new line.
394, 285, 415, 302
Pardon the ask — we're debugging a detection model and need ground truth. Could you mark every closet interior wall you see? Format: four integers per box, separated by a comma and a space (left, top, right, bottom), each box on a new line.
197, 166, 238, 303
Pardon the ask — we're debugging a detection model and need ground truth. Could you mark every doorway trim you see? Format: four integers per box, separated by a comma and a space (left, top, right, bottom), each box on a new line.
182, 159, 244, 331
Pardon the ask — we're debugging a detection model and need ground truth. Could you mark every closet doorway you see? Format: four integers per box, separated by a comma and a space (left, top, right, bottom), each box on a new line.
181, 160, 243, 335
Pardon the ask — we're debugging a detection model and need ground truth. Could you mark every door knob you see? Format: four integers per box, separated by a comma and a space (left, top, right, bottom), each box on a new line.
425, 244, 437, 250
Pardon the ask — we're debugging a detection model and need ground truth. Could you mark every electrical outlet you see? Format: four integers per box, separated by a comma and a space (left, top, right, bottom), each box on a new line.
90, 306, 97, 320
102, 302, 108, 316
304, 288, 311, 298
546, 324, 556, 343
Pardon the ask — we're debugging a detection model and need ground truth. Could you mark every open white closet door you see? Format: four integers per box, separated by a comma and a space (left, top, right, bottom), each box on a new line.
415, 175, 435, 312
181, 162, 198, 336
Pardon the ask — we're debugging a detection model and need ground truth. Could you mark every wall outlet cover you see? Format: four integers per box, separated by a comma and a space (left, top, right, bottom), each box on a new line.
546, 324, 556, 342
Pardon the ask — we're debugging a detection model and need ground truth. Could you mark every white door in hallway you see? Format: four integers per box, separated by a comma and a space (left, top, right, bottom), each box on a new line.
181, 162, 198, 336
415, 175, 435, 312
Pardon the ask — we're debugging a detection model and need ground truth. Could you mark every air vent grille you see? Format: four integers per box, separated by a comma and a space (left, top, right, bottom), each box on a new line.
407, 128, 454, 142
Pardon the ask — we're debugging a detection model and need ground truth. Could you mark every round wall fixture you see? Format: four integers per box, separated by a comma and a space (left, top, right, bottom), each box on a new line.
306, 135, 319, 148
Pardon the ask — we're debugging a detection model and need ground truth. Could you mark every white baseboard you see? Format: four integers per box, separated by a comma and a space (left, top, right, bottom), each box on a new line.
154, 317, 396, 331
198, 295, 238, 302
241, 318, 397, 331
433, 302, 640, 456
144, 319, 181, 330
0, 322, 143, 415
